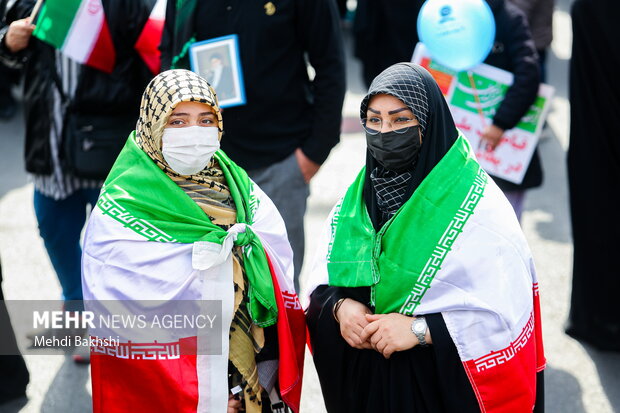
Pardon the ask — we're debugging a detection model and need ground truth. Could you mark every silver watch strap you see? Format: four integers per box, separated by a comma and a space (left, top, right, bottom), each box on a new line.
412, 316, 428, 347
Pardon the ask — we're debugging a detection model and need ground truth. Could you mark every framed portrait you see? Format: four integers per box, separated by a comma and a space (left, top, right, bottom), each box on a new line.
189, 34, 246, 108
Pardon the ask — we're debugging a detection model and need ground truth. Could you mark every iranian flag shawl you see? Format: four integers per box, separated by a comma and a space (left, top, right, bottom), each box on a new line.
309, 135, 544, 413
82, 70, 305, 412
306, 63, 545, 413
306, 133, 545, 412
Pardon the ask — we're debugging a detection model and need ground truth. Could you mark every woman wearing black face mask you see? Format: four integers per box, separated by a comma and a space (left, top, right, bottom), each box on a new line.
305, 63, 545, 412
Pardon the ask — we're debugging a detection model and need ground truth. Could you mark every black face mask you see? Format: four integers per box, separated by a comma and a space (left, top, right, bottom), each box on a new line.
366, 126, 422, 172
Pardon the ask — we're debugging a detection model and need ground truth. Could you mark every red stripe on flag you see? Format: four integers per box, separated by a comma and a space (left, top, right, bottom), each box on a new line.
463, 336, 537, 412
533, 283, 546, 373
134, 18, 164, 75
90, 337, 199, 412
463, 305, 543, 411
86, 17, 116, 74
265, 253, 306, 413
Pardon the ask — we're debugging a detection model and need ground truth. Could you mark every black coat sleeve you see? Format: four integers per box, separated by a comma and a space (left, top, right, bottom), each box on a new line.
426, 313, 481, 412
534, 370, 545, 412
295, 0, 346, 165
115, 0, 153, 48
307, 286, 481, 412
491, 6, 540, 131
0, 0, 34, 69
158, 0, 175, 71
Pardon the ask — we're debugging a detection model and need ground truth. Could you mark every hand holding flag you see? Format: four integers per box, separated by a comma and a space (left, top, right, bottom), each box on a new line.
5, 17, 35, 53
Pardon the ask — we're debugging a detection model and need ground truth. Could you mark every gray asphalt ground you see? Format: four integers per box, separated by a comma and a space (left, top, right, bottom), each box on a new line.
1, 1, 619, 411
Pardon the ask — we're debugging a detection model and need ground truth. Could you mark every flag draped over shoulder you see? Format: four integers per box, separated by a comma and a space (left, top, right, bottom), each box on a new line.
33, 0, 116, 73
83, 133, 305, 412
306, 135, 545, 413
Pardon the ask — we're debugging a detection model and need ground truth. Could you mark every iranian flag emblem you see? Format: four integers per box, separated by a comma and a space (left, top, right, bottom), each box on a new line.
33, 0, 116, 73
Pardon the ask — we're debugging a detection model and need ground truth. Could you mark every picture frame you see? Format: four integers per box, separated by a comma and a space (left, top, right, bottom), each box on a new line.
189, 34, 246, 108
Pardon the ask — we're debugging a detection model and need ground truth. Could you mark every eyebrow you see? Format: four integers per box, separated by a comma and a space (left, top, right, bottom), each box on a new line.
388, 107, 410, 115
367, 107, 411, 115
170, 112, 216, 117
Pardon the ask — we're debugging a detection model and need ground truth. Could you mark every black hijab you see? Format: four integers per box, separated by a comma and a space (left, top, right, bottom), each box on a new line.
361, 63, 459, 230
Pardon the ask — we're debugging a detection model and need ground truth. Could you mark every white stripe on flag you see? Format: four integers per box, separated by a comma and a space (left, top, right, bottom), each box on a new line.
192, 229, 242, 412
63, 0, 105, 63
151, 0, 166, 19
197, 253, 235, 413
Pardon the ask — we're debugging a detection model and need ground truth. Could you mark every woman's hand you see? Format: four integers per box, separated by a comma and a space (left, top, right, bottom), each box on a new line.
5, 18, 35, 53
335, 298, 374, 350
361, 313, 431, 359
228, 394, 243, 412
480, 124, 505, 150
295, 148, 320, 183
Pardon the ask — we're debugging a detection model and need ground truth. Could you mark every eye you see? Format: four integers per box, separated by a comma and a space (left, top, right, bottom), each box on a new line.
395, 116, 414, 124
201, 117, 215, 125
367, 117, 381, 125
169, 119, 184, 125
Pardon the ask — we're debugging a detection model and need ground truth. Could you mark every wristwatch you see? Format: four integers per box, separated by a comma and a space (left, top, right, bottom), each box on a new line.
411, 316, 428, 347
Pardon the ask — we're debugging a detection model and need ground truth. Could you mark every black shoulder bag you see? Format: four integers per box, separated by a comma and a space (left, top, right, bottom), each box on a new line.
52, 69, 136, 180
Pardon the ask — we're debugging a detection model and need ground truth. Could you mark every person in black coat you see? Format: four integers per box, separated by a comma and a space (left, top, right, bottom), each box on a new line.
0, 2, 27, 396
160, 0, 346, 290
0, 0, 154, 362
353, 0, 541, 220
565, 0, 620, 352
205, 53, 235, 101
353, 0, 425, 88
480, 0, 542, 220
0, 259, 30, 406
0, 0, 18, 121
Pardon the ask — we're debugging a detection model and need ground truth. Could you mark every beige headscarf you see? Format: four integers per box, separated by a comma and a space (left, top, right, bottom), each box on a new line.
135, 69, 265, 412
136, 69, 238, 223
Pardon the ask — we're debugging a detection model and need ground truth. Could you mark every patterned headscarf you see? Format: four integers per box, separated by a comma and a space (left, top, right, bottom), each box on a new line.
360, 63, 459, 230
135, 70, 265, 412
136, 69, 223, 158
135, 69, 236, 225
360, 64, 431, 224
360, 63, 430, 137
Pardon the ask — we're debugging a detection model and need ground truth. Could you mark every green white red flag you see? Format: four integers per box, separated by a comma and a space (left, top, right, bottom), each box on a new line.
307, 135, 546, 412
83, 134, 306, 412
33, 0, 116, 73
134, 0, 166, 75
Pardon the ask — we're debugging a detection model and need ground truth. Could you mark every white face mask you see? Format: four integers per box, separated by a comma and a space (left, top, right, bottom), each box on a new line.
161, 126, 220, 175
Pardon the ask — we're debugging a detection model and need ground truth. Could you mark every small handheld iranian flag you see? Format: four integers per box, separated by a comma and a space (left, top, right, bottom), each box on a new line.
134, 0, 166, 75
32, 0, 116, 73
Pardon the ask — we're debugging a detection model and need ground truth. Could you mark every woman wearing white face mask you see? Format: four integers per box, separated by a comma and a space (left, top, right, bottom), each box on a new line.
161, 102, 221, 176
81, 70, 306, 413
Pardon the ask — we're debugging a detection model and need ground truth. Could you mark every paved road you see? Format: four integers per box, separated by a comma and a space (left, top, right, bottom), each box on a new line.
1, 1, 619, 411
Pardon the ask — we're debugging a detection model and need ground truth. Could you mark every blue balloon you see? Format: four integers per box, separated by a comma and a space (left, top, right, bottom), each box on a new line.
417, 0, 495, 71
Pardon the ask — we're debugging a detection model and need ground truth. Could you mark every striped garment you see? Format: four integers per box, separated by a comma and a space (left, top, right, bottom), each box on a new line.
30, 50, 101, 201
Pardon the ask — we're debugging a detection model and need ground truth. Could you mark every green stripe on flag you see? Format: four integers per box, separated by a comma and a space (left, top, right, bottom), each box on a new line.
327, 135, 487, 314
33, 0, 83, 49
97, 132, 277, 327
